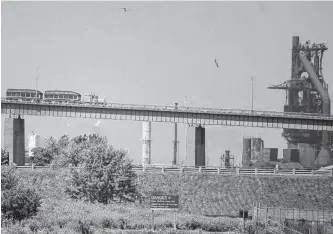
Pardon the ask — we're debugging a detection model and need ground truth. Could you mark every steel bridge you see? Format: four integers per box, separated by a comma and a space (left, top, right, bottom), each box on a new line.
1, 99, 333, 130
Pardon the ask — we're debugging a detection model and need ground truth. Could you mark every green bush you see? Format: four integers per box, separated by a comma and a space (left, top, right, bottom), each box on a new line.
1, 148, 9, 165
1, 166, 19, 190
1, 166, 42, 222
31, 147, 53, 166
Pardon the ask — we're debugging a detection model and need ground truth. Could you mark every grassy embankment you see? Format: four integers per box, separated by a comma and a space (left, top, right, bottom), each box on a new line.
2, 169, 333, 233
1, 169, 246, 234
136, 172, 333, 216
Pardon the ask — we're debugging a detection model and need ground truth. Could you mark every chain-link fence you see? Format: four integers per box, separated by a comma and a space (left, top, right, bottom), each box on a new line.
252, 203, 333, 234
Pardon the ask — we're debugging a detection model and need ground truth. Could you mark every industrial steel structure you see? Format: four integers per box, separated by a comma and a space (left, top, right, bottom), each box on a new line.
220, 150, 234, 168
268, 36, 332, 167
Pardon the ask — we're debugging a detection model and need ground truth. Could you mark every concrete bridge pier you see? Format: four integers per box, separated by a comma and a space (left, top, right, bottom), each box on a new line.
185, 124, 205, 167
4, 116, 25, 166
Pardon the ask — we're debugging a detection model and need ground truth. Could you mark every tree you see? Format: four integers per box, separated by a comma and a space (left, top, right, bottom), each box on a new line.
31, 147, 53, 166
64, 135, 138, 204
58, 134, 70, 149
44, 134, 70, 166
44, 136, 59, 157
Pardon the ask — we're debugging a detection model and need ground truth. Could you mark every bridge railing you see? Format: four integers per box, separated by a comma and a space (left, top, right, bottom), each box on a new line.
2, 98, 333, 120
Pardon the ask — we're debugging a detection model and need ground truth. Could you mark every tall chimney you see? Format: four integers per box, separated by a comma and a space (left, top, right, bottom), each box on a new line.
142, 122, 151, 166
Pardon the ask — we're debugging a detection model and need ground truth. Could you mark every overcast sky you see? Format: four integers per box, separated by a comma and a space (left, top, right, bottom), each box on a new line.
2, 1, 333, 166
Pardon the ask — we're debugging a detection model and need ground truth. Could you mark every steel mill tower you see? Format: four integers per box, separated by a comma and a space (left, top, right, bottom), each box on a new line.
268, 36, 332, 168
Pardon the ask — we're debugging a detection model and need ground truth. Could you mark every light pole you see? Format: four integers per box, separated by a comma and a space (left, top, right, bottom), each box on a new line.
36, 65, 42, 102
250, 77, 254, 112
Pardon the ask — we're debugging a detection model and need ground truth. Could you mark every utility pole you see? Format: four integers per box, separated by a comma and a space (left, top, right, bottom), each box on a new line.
173, 102, 179, 166
36, 65, 42, 102
250, 76, 254, 112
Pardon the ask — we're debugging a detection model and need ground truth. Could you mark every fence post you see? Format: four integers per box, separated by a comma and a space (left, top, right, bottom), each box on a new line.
236, 167, 240, 174
180, 166, 183, 173
199, 167, 202, 173
293, 208, 295, 228
265, 205, 268, 228
292, 168, 296, 175
255, 168, 258, 175
256, 202, 259, 225
330, 170, 333, 176
217, 167, 220, 174
311, 170, 315, 176
161, 166, 165, 173
252, 202, 256, 221
31, 163, 35, 170
258, 202, 261, 223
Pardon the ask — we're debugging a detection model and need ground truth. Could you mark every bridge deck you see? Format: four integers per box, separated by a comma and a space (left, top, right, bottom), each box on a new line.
1, 99, 333, 130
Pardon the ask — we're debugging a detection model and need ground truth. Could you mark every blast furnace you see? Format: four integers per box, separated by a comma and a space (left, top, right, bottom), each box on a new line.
268, 36, 332, 168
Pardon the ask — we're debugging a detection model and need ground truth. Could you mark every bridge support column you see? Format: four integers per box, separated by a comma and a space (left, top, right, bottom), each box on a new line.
184, 125, 206, 166
4, 116, 25, 166
184, 125, 195, 166
195, 125, 205, 167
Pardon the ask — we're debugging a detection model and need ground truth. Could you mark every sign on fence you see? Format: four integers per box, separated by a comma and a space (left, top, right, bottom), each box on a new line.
150, 195, 179, 210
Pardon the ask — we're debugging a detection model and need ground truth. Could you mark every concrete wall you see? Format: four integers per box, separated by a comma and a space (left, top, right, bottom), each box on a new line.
4, 118, 25, 166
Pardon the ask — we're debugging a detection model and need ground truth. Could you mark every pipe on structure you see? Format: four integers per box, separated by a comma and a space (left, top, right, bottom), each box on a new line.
142, 122, 151, 166
173, 102, 178, 165
299, 51, 332, 166
299, 51, 331, 115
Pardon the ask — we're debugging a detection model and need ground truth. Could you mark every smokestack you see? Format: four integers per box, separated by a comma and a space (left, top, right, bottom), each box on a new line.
173, 102, 178, 165
142, 122, 151, 166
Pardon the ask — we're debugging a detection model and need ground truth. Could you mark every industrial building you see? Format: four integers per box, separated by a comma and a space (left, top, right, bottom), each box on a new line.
268, 36, 332, 168
243, 36, 332, 169
242, 136, 278, 167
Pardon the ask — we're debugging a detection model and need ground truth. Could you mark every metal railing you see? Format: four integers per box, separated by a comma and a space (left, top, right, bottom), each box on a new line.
2, 98, 333, 120
131, 166, 333, 176
15, 164, 332, 177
